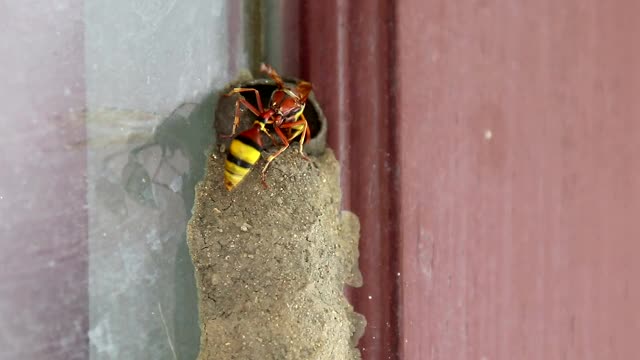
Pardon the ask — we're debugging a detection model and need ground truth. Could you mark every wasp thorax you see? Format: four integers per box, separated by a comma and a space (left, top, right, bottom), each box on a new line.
270, 91, 303, 119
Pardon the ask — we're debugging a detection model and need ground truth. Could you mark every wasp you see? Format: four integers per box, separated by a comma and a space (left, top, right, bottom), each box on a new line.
222, 64, 312, 191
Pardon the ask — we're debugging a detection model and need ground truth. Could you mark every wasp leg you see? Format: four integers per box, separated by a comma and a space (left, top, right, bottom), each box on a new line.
263, 128, 279, 147
260, 63, 285, 89
260, 126, 291, 188
298, 113, 312, 145
220, 97, 263, 139
224, 88, 264, 113
279, 117, 310, 161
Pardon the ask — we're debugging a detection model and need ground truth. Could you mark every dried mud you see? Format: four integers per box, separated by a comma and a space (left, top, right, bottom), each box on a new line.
187, 148, 365, 360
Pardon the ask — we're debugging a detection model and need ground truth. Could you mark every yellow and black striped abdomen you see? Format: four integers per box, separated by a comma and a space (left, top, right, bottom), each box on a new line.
224, 128, 263, 190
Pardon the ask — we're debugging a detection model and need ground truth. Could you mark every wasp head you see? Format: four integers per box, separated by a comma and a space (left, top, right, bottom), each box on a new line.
268, 81, 312, 124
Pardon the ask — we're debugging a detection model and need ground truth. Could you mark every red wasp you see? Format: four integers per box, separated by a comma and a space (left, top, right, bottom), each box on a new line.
222, 64, 312, 190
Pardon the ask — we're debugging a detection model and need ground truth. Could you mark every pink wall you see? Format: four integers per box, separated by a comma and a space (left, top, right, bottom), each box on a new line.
0, 2, 88, 359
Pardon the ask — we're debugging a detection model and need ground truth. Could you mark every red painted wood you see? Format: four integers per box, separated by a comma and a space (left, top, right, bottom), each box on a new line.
396, 1, 640, 359
289, 1, 640, 359
297, 1, 400, 358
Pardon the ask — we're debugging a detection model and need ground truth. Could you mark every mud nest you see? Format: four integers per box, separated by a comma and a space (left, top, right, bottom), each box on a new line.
187, 148, 365, 360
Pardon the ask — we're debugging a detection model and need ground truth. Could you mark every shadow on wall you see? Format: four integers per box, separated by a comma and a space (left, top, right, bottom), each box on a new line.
88, 92, 219, 359
128, 94, 220, 359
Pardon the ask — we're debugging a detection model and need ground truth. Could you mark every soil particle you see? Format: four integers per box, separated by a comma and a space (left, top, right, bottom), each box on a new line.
187, 148, 364, 360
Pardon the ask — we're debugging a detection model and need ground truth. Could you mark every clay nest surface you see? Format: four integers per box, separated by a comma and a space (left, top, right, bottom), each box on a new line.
187, 148, 365, 360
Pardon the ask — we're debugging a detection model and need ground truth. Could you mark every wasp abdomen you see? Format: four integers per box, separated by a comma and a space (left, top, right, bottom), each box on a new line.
224, 127, 263, 190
